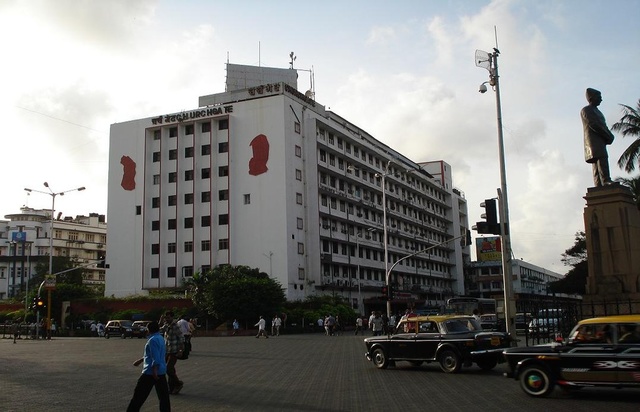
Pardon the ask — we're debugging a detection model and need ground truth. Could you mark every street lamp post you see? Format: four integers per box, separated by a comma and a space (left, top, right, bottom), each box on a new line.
375, 161, 392, 319
476, 48, 515, 336
24, 183, 85, 338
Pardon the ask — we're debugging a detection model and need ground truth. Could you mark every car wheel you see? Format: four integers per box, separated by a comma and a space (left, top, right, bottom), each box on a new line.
519, 365, 555, 397
409, 361, 423, 367
371, 348, 389, 369
476, 357, 498, 371
105, 334, 110, 339
438, 349, 461, 373
121, 333, 126, 339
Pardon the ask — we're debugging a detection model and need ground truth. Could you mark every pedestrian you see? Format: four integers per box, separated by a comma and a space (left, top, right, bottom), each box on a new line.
97, 321, 105, 337
160, 311, 184, 395
126, 321, 171, 412
368, 311, 375, 335
273, 314, 282, 336
11, 319, 20, 343
355, 317, 363, 335
90, 322, 98, 337
177, 316, 192, 358
51, 320, 57, 336
255, 316, 269, 338
232, 319, 240, 335
371, 312, 384, 336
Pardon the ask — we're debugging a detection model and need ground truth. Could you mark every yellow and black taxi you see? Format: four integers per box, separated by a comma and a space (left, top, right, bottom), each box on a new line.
503, 314, 640, 397
364, 314, 512, 373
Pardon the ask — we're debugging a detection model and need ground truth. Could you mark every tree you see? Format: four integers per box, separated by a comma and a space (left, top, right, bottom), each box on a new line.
612, 99, 640, 173
614, 175, 640, 210
547, 231, 587, 295
184, 265, 286, 324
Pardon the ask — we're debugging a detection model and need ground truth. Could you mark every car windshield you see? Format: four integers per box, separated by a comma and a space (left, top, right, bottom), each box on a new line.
120, 320, 133, 327
443, 318, 480, 333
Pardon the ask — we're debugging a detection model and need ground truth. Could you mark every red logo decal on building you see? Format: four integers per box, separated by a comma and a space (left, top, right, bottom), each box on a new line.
120, 155, 136, 190
249, 134, 269, 176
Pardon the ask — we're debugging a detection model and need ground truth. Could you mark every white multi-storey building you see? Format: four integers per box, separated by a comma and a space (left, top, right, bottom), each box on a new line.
106, 64, 470, 313
0, 207, 107, 299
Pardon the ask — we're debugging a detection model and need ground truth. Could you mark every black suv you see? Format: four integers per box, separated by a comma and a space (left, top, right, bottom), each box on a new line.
104, 320, 139, 339
364, 315, 512, 373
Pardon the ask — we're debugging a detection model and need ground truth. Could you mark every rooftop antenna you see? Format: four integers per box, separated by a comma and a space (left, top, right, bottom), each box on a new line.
259, 41, 261, 67
289, 51, 296, 69
298, 65, 315, 100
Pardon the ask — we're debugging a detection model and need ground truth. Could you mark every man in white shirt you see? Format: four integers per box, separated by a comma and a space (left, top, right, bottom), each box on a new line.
255, 316, 268, 338
177, 316, 192, 357
273, 315, 282, 336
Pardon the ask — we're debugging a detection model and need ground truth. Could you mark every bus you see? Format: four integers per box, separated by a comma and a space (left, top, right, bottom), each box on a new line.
446, 297, 497, 316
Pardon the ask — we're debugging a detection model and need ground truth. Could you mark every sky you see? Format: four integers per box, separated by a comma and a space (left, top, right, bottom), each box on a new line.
1, 0, 639, 275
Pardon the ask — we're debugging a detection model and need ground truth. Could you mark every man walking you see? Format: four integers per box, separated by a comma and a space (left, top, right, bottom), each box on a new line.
126, 321, 171, 412
176, 316, 192, 358
255, 316, 268, 338
161, 311, 184, 395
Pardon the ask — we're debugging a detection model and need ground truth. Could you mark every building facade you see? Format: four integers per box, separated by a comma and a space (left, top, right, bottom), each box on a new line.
106, 64, 470, 313
0, 207, 107, 300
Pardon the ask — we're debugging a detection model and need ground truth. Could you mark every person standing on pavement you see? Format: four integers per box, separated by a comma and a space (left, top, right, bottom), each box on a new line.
273, 314, 282, 336
355, 317, 363, 335
255, 316, 268, 338
161, 311, 184, 394
127, 321, 171, 412
177, 316, 192, 358
11, 319, 20, 343
232, 319, 240, 335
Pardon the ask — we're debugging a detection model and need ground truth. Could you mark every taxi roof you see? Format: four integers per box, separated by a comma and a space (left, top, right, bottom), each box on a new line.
577, 314, 640, 325
403, 314, 473, 322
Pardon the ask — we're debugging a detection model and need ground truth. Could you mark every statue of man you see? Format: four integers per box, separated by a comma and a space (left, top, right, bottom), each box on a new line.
581, 88, 615, 186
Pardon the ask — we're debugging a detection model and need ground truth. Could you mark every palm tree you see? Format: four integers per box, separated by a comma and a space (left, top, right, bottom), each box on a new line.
614, 175, 640, 210
612, 99, 640, 173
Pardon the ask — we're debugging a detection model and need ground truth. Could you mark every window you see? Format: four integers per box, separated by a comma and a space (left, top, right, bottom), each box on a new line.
168, 219, 176, 230
218, 119, 229, 130
169, 127, 177, 137
169, 149, 177, 160
218, 142, 229, 153
168, 242, 176, 253
219, 238, 229, 249
183, 266, 194, 277
184, 241, 193, 252
153, 130, 161, 140
201, 122, 211, 133
295, 145, 302, 157
185, 147, 194, 158
151, 244, 160, 255
168, 172, 177, 183
296, 193, 303, 205
136, 205, 141, 215
184, 193, 194, 204
219, 214, 229, 225
185, 124, 194, 135
168, 195, 177, 206
152, 220, 160, 231
297, 242, 305, 254
202, 144, 211, 155
201, 191, 211, 203
151, 268, 159, 279
167, 267, 176, 278
153, 174, 160, 185
219, 166, 229, 177
152, 197, 160, 208
244, 194, 250, 205
185, 170, 194, 181
297, 218, 303, 230
295, 169, 302, 181
219, 190, 229, 201
201, 216, 211, 227
319, 150, 326, 162
201, 168, 211, 179
298, 267, 305, 280
153, 152, 160, 162
201, 240, 211, 251
184, 217, 193, 228
295, 121, 301, 134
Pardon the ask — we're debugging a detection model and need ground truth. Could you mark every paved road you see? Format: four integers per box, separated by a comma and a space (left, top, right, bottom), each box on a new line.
1, 332, 638, 411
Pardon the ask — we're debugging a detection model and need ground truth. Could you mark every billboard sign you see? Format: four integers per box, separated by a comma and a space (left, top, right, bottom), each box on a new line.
476, 236, 502, 262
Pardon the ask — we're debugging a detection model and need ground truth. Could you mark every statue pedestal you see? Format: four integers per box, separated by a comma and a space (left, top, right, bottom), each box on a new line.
583, 184, 640, 305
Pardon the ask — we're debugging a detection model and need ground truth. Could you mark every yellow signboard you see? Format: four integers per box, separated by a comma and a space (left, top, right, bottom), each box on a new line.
44, 274, 56, 290
476, 237, 502, 262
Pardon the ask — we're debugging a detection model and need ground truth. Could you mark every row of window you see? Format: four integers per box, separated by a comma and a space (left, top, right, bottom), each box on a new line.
152, 119, 229, 141
151, 142, 229, 162
152, 166, 228, 184
149, 214, 227, 230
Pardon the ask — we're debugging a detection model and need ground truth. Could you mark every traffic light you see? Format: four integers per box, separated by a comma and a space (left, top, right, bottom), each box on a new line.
461, 229, 472, 247
35, 296, 45, 310
381, 286, 388, 298
472, 198, 501, 235
31, 296, 38, 311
